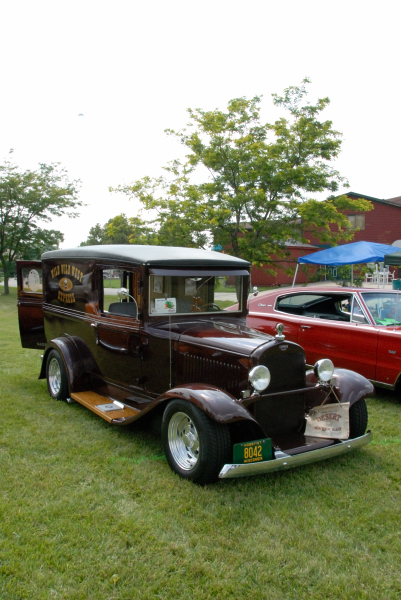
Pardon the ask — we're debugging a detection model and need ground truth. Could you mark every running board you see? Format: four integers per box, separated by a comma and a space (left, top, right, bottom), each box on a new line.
70, 391, 140, 425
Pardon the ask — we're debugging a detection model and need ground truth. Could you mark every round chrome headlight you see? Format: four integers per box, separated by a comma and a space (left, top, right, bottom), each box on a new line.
314, 358, 334, 383
249, 365, 271, 392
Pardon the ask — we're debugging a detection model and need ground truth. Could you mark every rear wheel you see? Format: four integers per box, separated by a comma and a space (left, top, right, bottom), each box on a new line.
349, 399, 368, 438
46, 350, 69, 400
162, 400, 231, 484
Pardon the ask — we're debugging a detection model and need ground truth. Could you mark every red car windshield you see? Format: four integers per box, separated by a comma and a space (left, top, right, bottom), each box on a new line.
361, 292, 401, 325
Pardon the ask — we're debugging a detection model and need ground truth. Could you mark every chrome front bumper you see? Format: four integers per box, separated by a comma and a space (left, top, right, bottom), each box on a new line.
219, 431, 372, 479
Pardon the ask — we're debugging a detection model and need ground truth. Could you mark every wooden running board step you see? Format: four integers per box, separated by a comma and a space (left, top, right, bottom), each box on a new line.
70, 391, 139, 424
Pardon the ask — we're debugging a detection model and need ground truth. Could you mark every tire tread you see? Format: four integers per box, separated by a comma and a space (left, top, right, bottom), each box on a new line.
162, 400, 231, 484
349, 399, 368, 438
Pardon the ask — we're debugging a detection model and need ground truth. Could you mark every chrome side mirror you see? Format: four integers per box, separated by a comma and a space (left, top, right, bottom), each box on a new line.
252, 286, 259, 297
117, 287, 130, 300
116, 287, 139, 320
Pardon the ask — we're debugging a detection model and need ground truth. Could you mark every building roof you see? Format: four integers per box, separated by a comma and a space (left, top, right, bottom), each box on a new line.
42, 244, 251, 268
347, 191, 401, 208
385, 196, 401, 206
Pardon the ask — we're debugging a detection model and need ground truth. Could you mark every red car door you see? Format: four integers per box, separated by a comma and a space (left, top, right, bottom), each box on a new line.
376, 328, 401, 387
297, 317, 378, 380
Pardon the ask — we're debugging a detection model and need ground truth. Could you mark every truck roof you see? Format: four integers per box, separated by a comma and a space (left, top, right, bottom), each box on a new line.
41, 244, 251, 268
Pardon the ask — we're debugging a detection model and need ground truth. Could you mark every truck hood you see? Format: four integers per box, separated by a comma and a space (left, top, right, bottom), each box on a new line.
151, 318, 276, 356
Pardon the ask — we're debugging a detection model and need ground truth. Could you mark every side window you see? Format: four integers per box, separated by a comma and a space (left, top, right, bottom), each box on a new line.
21, 267, 43, 294
103, 269, 123, 311
102, 269, 139, 317
276, 294, 325, 316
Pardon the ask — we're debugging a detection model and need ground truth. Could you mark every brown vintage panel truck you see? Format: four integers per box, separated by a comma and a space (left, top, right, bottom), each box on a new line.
17, 245, 373, 483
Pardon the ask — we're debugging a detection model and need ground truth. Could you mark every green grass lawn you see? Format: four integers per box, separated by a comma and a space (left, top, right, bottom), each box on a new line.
1, 287, 401, 599
103, 278, 123, 289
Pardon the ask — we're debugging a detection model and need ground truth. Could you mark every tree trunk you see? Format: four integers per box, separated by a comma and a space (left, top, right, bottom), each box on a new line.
3, 275, 9, 294
1, 260, 10, 295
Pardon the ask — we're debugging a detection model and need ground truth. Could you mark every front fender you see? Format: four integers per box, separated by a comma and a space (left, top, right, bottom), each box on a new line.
306, 367, 374, 406
39, 335, 99, 393
157, 384, 262, 429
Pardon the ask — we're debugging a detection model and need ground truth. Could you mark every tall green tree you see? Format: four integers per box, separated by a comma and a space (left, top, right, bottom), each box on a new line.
0, 153, 81, 294
80, 222, 106, 246
112, 79, 372, 266
80, 214, 157, 246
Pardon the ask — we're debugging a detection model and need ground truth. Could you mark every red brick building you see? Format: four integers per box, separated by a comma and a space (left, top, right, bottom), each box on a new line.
308, 192, 401, 247
250, 192, 401, 286
250, 241, 319, 286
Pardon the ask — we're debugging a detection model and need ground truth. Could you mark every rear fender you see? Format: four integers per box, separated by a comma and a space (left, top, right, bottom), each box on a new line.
306, 367, 374, 406
157, 384, 264, 434
39, 335, 99, 393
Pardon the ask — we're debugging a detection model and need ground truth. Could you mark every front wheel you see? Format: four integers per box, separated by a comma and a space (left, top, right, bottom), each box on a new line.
162, 400, 231, 484
46, 349, 69, 400
349, 399, 368, 438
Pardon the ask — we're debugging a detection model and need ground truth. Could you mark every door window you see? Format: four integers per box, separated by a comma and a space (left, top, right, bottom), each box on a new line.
102, 269, 140, 316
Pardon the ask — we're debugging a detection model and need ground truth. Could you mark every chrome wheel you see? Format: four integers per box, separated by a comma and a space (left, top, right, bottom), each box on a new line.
46, 350, 69, 400
167, 411, 200, 471
48, 357, 62, 396
162, 399, 231, 483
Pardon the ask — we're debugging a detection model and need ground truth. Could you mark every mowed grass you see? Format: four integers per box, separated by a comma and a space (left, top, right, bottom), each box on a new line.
1, 287, 401, 600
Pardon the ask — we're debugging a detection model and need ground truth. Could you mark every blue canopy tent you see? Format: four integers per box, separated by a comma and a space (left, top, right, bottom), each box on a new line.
292, 241, 401, 287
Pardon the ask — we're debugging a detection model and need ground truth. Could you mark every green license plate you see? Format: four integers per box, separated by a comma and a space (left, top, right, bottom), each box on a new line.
233, 438, 273, 465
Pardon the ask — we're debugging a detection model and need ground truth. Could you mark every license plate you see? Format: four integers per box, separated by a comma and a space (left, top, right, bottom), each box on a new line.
233, 438, 273, 465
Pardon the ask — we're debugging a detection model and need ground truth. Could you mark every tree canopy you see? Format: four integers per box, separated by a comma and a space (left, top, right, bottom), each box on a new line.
80, 214, 156, 246
110, 79, 372, 267
0, 153, 81, 294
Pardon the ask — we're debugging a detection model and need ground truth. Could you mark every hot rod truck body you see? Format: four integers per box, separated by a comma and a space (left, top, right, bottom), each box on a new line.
17, 245, 373, 483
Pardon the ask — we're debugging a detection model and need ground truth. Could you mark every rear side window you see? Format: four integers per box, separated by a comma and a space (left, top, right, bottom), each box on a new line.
21, 267, 43, 294
277, 294, 325, 307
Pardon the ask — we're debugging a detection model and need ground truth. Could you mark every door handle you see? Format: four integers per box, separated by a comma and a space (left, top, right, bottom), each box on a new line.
91, 322, 99, 344
301, 325, 312, 330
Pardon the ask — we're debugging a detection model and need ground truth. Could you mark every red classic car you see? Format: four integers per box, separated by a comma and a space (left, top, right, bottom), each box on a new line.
244, 286, 401, 391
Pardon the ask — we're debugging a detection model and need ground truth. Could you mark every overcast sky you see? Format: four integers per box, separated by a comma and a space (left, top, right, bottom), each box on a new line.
1, 0, 400, 248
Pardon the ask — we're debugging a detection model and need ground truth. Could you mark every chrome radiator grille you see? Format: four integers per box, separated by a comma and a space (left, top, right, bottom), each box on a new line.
259, 344, 306, 393
182, 354, 243, 396
254, 343, 307, 435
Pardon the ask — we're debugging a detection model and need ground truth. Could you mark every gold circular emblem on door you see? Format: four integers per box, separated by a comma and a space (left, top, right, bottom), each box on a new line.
59, 277, 73, 292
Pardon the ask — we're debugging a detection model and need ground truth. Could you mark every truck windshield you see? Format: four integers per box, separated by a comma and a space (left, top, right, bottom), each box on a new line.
149, 274, 244, 316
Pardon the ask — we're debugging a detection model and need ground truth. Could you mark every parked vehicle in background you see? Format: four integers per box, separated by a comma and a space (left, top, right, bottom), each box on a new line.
17, 247, 372, 483
244, 286, 401, 391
